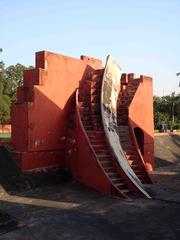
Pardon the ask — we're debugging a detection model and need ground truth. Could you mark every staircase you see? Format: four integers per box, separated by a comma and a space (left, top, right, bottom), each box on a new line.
77, 69, 133, 198
117, 77, 152, 184
75, 69, 151, 199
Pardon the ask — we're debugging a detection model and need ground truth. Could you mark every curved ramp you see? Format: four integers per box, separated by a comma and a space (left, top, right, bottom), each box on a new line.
101, 55, 151, 198
117, 74, 153, 184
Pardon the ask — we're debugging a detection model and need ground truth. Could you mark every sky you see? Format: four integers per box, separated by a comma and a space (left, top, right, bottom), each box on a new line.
0, 0, 180, 96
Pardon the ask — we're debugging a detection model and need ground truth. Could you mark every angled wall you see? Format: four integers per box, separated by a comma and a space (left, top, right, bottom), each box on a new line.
129, 75, 154, 171
11, 51, 102, 170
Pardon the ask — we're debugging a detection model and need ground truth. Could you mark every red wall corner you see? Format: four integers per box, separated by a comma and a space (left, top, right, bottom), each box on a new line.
129, 75, 154, 171
11, 51, 102, 170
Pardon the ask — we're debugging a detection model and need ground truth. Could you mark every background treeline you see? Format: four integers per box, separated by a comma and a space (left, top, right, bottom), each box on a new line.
0, 49, 180, 130
154, 94, 180, 130
0, 49, 32, 124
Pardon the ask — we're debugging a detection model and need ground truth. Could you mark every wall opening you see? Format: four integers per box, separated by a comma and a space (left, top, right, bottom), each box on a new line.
134, 127, 144, 155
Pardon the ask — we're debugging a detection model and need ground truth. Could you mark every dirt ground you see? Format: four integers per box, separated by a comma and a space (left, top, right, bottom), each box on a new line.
0, 134, 180, 240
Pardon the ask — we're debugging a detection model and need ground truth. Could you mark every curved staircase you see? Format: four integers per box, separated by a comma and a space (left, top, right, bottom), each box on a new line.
117, 75, 152, 184
75, 67, 151, 199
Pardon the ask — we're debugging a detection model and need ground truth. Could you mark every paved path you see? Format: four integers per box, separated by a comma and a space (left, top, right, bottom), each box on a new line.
0, 135, 179, 239
0, 175, 180, 240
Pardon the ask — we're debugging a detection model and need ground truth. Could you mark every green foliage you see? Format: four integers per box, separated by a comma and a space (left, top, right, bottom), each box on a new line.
154, 93, 180, 130
0, 96, 10, 124
2, 64, 33, 102
0, 50, 10, 124
3, 63, 28, 102
0, 132, 11, 140
0, 48, 34, 124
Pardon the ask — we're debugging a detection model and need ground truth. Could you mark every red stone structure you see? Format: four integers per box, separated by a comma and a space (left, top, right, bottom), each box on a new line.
8, 51, 154, 199
11, 51, 102, 170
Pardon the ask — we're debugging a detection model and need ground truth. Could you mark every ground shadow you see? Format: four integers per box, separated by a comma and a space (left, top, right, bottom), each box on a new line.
0, 146, 72, 193
0, 181, 180, 240
0, 209, 23, 236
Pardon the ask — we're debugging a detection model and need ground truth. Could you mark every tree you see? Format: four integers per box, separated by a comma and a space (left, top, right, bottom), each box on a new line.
3, 63, 28, 102
0, 48, 35, 124
0, 51, 10, 124
154, 93, 180, 130
0, 96, 10, 124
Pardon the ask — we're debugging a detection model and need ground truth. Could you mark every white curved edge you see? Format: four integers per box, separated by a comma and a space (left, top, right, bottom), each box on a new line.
100, 55, 151, 199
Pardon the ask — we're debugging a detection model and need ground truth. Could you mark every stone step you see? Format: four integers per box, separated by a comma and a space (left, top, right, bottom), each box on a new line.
104, 167, 115, 173
92, 144, 108, 151
81, 115, 91, 121
84, 125, 93, 130
114, 182, 127, 188
126, 154, 139, 160
101, 160, 113, 168
96, 152, 111, 158
94, 149, 110, 154
107, 172, 120, 178
120, 189, 131, 194
111, 177, 123, 184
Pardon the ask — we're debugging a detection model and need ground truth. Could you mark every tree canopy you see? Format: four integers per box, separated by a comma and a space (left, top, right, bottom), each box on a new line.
0, 49, 32, 124
3, 63, 29, 102
0, 53, 10, 124
154, 93, 180, 130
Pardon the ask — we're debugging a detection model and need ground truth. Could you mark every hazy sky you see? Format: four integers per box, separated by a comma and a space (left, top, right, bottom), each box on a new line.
1, 0, 180, 96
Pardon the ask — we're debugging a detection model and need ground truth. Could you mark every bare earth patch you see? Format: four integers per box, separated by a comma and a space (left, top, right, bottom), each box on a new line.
0, 135, 179, 239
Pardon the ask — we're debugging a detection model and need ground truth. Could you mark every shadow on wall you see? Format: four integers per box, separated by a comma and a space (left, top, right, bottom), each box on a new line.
134, 127, 144, 155
0, 64, 98, 194
1, 63, 98, 179
129, 115, 180, 169
129, 118, 154, 171
12, 64, 96, 153
12, 86, 65, 154
0, 145, 73, 194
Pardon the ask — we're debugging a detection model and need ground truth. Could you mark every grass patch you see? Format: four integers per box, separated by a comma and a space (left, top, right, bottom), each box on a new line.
0, 132, 11, 141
